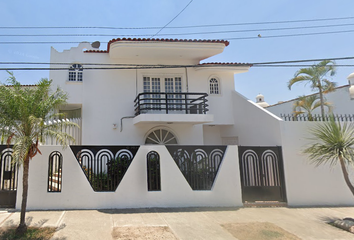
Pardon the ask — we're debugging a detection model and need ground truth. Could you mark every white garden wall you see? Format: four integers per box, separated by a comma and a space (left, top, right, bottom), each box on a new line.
280, 121, 354, 206
17, 145, 242, 210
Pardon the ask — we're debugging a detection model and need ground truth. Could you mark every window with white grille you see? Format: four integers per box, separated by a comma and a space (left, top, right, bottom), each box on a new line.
209, 77, 220, 95
68, 64, 83, 82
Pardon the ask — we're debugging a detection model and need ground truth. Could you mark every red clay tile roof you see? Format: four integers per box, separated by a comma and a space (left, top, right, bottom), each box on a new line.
199, 62, 253, 67
85, 38, 230, 53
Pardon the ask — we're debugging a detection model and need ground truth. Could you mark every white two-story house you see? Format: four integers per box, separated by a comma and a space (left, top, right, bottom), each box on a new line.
6, 38, 351, 210
50, 38, 251, 146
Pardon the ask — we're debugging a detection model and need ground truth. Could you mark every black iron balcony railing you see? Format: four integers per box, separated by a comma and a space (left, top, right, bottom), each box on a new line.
134, 92, 209, 115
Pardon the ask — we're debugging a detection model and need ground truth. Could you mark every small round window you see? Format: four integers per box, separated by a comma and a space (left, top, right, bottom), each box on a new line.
145, 128, 178, 145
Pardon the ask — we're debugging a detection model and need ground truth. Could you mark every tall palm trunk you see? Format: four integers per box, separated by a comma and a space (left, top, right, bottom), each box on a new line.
317, 82, 326, 119
339, 155, 354, 196
16, 155, 30, 234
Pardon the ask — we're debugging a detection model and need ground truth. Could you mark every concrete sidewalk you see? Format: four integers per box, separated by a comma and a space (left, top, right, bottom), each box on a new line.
1, 207, 354, 239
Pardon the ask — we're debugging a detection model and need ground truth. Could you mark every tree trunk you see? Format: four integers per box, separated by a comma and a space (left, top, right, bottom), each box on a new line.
318, 84, 325, 119
339, 156, 354, 196
16, 155, 30, 235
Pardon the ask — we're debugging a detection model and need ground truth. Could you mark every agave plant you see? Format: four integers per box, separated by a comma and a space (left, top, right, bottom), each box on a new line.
304, 116, 354, 196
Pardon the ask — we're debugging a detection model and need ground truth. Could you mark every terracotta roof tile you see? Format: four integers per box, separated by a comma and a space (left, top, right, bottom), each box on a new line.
85, 38, 230, 53
199, 62, 253, 67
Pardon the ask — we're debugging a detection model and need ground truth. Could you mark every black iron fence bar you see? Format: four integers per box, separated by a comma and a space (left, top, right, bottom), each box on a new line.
133, 95, 208, 107
281, 113, 354, 122
134, 92, 209, 115
134, 105, 210, 114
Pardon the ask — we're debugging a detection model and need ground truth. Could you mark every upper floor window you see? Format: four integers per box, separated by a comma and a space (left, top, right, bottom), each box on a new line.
209, 77, 220, 95
68, 64, 83, 82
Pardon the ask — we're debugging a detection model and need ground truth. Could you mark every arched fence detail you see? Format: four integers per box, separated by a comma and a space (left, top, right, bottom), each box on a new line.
0, 146, 17, 208
166, 146, 226, 190
70, 146, 140, 192
238, 146, 287, 203
48, 151, 63, 192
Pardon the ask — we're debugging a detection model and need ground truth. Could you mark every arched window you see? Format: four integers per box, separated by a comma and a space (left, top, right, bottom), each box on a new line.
68, 64, 83, 82
147, 151, 161, 191
145, 128, 178, 145
209, 77, 220, 95
48, 151, 63, 192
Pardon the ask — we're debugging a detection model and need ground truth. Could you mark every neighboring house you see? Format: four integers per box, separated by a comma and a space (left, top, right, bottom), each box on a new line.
266, 72, 354, 117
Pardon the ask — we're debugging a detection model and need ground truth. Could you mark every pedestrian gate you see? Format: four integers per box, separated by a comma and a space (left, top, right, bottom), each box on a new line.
0, 146, 17, 208
238, 146, 287, 203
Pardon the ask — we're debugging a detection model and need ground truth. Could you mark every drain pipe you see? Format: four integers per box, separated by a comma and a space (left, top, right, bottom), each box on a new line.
120, 116, 135, 132
185, 67, 189, 92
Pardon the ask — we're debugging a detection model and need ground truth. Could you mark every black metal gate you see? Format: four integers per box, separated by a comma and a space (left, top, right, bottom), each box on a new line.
0, 147, 17, 208
238, 146, 287, 203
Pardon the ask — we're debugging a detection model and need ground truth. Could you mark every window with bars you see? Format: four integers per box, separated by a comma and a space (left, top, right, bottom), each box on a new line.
209, 78, 220, 95
147, 151, 161, 191
68, 64, 83, 82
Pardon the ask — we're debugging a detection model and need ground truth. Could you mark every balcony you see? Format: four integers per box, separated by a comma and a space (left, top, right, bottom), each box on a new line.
133, 92, 214, 125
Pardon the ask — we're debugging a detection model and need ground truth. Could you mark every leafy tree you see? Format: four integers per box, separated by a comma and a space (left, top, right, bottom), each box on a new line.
293, 95, 332, 121
288, 60, 336, 118
304, 117, 354, 196
0, 72, 77, 234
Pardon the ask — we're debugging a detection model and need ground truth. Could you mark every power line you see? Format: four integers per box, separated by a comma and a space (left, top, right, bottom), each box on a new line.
1, 28, 354, 45
2, 64, 354, 71
252, 56, 354, 64
2, 23, 354, 38
1, 16, 354, 30
227, 29, 354, 40
151, 0, 194, 37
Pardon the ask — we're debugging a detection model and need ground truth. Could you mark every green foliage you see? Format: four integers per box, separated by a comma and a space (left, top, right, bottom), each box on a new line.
304, 116, 354, 196
0, 71, 78, 164
0, 71, 79, 233
82, 156, 132, 191
288, 60, 336, 117
0, 227, 56, 240
293, 95, 332, 121
304, 117, 354, 167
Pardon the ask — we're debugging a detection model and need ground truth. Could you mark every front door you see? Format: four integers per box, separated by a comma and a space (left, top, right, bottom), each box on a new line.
238, 146, 287, 203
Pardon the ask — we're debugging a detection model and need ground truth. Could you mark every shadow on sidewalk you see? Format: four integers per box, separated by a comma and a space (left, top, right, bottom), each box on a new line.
98, 206, 241, 215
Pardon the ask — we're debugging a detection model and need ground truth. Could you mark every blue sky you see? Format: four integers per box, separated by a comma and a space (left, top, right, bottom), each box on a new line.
1, 0, 354, 105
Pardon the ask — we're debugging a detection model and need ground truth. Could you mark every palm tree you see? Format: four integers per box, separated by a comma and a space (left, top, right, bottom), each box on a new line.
293, 95, 332, 121
0, 72, 78, 234
288, 60, 336, 118
304, 116, 354, 196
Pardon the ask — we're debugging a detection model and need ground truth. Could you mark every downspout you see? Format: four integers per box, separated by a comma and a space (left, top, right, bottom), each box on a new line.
135, 67, 138, 96
121, 69, 138, 133
120, 116, 135, 132
185, 67, 189, 92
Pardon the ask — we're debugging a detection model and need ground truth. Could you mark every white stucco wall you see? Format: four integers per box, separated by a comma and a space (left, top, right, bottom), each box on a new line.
17, 145, 243, 210
280, 121, 354, 206
230, 91, 283, 146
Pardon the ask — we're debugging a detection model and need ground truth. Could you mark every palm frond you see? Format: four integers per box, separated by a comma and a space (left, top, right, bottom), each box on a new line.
304, 117, 354, 167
